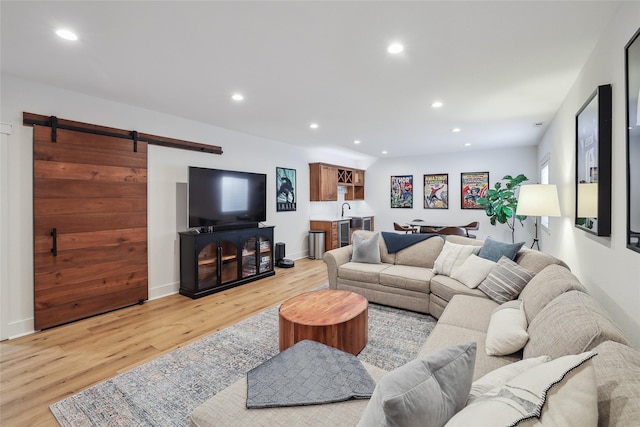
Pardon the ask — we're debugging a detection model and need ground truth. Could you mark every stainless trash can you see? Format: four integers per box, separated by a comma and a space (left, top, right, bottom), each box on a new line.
308, 230, 326, 259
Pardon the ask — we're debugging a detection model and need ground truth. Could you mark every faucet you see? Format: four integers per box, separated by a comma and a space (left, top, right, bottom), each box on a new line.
341, 202, 351, 217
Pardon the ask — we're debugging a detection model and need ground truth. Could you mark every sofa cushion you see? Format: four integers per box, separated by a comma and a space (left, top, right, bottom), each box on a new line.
519, 264, 586, 324
418, 323, 520, 381
430, 275, 487, 303
358, 342, 476, 427
394, 235, 444, 268
352, 232, 381, 264
450, 254, 496, 289
513, 247, 569, 273
478, 256, 535, 304
478, 236, 524, 262
485, 300, 529, 356
446, 352, 598, 427
433, 241, 480, 276
379, 264, 433, 293
524, 290, 632, 360
338, 262, 390, 284
591, 340, 640, 427
433, 294, 499, 333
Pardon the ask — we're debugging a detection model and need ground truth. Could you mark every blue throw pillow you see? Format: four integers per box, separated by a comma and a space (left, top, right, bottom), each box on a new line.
478, 237, 524, 262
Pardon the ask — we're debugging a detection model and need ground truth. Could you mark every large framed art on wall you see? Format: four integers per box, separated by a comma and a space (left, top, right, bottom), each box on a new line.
625, 28, 640, 252
575, 84, 612, 237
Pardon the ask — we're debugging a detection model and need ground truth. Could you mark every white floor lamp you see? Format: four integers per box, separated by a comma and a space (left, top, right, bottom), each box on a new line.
516, 184, 561, 250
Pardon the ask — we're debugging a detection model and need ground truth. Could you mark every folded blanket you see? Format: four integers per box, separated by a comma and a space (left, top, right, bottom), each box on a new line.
381, 231, 439, 253
246, 340, 375, 408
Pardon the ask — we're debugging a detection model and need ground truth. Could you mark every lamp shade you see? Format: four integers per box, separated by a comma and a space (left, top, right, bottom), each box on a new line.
516, 184, 561, 217
577, 183, 599, 218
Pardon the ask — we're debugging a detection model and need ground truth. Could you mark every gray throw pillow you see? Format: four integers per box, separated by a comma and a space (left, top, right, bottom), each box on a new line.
357, 342, 477, 427
478, 236, 524, 262
478, 256, 535, 304
352, 232, 381, 264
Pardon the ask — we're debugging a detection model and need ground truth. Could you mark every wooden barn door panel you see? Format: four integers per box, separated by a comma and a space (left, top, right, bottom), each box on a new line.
33, 125, 148, 330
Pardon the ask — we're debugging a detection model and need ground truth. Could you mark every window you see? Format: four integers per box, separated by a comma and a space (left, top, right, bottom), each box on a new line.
540, 155, 550, 230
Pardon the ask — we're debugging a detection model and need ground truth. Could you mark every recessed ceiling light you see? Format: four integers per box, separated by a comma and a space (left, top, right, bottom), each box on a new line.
452, 128, 461, 133
431, 101, 443, 108
382, 150, 388, 154
55, 29, 78, 41
387, 43, 404, 54
231, 93, 244, 102
464, 143, 471, 147
353, 140, 361, 144
309, 123, 319, 129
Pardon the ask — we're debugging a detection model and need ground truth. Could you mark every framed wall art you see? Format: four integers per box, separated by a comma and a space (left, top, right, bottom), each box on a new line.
625, 27, 640, 252
575, 84, 612, 236
424, 173, 448, 209
276, 167, 296, 212
461, 172, 489, 209
390, 175, 413, 208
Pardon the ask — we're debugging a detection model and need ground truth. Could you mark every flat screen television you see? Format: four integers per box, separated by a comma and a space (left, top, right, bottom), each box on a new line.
188, 166, 267, 230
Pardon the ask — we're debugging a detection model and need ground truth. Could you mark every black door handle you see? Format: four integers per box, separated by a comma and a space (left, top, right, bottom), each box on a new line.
51, 228, 57, 256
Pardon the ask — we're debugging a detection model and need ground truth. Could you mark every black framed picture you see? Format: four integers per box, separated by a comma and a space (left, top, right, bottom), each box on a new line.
276, 167, 296, 212
390, 175, 413, 208
424, 173, 448, 209
575, 84, 612, 236
625, 27, 640, 252
461, 172, 489, 209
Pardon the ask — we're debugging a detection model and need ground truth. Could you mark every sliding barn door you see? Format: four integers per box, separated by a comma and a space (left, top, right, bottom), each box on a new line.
33, 124, 148, 330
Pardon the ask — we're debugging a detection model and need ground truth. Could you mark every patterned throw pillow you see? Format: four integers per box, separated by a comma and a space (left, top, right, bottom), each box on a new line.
478, 256, 535, 303
433, 241, 480, 276
446, 352, 598, 427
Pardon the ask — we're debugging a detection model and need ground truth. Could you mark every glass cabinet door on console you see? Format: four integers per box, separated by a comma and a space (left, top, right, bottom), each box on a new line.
179, 226, 275, 299
258, 235, 273, 273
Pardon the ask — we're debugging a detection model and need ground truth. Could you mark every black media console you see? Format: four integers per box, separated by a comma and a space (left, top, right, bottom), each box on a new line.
179, 226, 275, 298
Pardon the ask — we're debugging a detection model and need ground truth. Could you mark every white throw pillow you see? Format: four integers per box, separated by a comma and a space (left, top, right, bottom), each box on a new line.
450, 254, 496, 288
432, 241, 480, 277
467, 355, 550, 404
485, 300, 529, 356
445, 351, 598, 427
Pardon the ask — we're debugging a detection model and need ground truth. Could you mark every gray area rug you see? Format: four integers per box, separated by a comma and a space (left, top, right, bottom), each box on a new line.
246, 339, 375, 408
50, 299, 436, 426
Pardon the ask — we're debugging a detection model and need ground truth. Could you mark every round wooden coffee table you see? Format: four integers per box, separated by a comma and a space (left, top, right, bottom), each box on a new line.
278, 289, 368, 355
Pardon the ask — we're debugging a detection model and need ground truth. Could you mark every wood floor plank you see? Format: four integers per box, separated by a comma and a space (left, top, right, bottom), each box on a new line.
0, 259, 327, 426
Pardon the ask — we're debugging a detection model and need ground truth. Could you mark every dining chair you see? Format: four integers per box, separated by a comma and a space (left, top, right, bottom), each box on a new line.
393, 222, 417, 234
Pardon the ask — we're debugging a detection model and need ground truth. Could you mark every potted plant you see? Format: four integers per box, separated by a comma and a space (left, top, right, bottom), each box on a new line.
477, 174, 528, 243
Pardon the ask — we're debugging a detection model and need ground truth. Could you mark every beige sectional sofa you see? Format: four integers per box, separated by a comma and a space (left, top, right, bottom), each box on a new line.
190, 231, 640, 426
324, 230, 568, 318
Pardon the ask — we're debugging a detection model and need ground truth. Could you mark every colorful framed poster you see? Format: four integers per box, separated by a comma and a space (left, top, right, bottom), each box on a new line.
276, 167, 296, 212
390, 175, 413, 208
424, 173, 448, 209
461, 172, 489, 209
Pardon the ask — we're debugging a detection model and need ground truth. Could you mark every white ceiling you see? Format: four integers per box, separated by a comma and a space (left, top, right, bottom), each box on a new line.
1, 1, 621, 159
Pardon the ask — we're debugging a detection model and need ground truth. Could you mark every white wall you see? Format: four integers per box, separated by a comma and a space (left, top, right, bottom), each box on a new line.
0, 74, 369, 339
365, 146, 539, 243
538, 1, 640, 345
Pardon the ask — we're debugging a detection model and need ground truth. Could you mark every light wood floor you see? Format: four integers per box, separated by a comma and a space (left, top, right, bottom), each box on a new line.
0, 258, 328, 427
